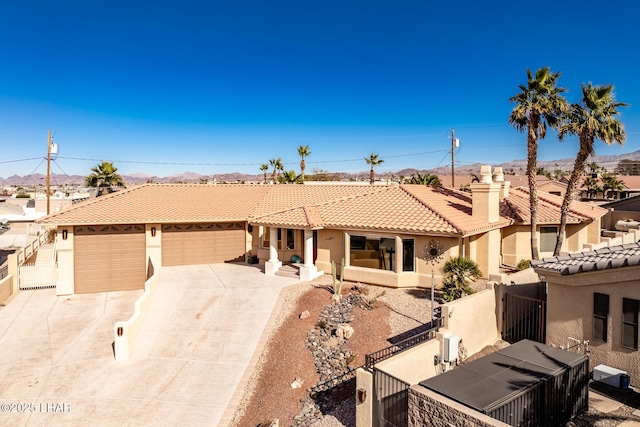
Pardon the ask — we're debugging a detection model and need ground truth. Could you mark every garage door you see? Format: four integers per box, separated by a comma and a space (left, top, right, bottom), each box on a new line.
74, 225, 146, 294
162, 222, 246, 266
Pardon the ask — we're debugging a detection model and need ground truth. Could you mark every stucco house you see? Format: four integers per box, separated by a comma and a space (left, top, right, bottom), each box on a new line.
532, 243, 640, 385
37, 165, 606, 295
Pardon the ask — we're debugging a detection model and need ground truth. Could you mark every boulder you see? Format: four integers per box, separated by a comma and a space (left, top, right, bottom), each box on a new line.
299, 310, 310, 320
335, 324, 354, 339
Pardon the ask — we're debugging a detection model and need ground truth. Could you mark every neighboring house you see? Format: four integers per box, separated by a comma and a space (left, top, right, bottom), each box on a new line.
532, 243, 640, 385
37, 165, 606, 295
600, 194, 640, 231
577, 175, 640, 201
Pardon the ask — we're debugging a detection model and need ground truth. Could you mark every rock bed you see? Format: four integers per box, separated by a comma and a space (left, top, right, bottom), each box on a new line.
293, 294, 360, 427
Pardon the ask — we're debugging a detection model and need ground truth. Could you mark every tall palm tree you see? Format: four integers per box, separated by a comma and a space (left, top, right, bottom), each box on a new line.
260, 164, 269, 184
269, 158, 283, 183
554, 83, 627, 255
297, 145, 310, 182
85, 161, 125, 194
365, 153, 384, 185
509, 67, 568, 260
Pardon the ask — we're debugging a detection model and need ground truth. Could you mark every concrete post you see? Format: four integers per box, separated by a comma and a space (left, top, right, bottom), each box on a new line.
300, 229, 321, 281
265, 227, 281, 276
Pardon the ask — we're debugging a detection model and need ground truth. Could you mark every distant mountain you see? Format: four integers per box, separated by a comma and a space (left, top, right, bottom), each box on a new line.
2, 150, 640, 186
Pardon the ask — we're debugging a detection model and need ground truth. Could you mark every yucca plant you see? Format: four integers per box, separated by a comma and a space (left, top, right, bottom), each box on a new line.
441, 257, 481, 301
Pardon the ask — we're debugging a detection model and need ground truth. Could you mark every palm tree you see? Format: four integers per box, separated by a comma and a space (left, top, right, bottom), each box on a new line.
554, 83, 627, 255
409, 172, 441, 186
269, 158, 283, 183
297, 145, 310, 182
260, 164, 269, 184
583, 175, 601, 199
364, 153, 384, 185
509, 67, 568, 260
280, 170, 299, 184
441, 257, 481, 301
601, 172, 625, 199
85, 161, 124, 194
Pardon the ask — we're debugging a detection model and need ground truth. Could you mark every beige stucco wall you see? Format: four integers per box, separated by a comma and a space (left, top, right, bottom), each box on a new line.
355, 368, 373, 427
0, 274, 13, 305
469, 229, 500, 278
376, 339, 441, 385
146, 223, 162, 270
55, 226, 74, 295
441, 287, 500, 357
604, 210, 640, 231
374, 288, 500, 385
316, 229, 344, 273
408, 385, 509, 427
544, 265, 640, 386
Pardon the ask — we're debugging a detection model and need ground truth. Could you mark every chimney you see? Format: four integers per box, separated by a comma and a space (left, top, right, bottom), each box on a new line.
470, 165, 501, 223
492, 167, 510, 200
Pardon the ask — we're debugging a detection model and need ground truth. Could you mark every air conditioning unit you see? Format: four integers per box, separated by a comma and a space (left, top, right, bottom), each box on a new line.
593, 365, 628, 388
443, 333, 459, 362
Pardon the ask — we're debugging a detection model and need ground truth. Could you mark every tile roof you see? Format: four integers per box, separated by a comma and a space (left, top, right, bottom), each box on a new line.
531, 243, 640, 275
37, 182, 606, 237
401, 185, 512, 235
253, 186, 463, 235
502, 187, 607, 224
38, 184, 270, 225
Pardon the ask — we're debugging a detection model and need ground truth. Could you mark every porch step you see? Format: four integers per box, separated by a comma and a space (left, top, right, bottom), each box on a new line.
275, 264, 299, 278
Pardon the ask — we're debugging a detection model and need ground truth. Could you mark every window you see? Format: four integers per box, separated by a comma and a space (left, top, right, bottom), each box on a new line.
286, 229, 295, 250
539, 227, 557, 253
622, 298, 639, 350
402, 239, 415, 272
261, 227, 295, 250
349, 235, 396, 271
593, 293, 609, 342
262, 227, 271, 248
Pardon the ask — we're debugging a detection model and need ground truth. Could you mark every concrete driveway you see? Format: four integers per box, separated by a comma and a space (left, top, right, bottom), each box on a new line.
0, 263, 299, 426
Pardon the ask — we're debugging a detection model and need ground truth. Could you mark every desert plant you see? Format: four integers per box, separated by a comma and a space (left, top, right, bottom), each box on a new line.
360, 290, 386, 310
331, 258, 345, 296
441, 257, 481, 301
516, 259, 532, 271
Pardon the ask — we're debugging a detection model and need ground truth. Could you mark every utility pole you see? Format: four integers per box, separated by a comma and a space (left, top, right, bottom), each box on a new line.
46, 129, 52, 215
451, 128, 455, 188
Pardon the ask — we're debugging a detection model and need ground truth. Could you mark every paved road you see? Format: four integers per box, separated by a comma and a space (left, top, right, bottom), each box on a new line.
0, 263, 298, 426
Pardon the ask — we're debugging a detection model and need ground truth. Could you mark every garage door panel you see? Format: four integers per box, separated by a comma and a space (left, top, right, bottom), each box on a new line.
74, 225, 146, 294
162, 223, 246, 266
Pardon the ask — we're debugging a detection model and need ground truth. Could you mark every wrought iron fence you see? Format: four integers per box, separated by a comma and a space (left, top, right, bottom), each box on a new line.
373, 368, 409, 427
503, 292, 546, 344
365, 316, 443, 370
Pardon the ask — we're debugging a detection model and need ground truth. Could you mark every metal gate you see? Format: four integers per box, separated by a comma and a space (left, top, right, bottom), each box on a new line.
373, 368, 409, 427
503, 292, 546, 343
18, 263, 57, 290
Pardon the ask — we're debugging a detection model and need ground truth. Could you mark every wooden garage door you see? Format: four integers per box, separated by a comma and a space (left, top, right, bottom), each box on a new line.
74, 225, 146, 294
162, 223, 246, 266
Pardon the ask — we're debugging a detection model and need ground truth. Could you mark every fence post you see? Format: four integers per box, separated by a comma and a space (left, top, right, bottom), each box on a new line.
7, 254, 18, 294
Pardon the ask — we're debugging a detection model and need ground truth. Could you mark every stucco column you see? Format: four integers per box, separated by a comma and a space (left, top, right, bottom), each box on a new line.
265, 227, 281, 276
303, 229, 313, 267
300, 228, 322, 281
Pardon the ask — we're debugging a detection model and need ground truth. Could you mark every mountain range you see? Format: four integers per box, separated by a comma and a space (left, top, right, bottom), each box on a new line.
2, 150, 640, 186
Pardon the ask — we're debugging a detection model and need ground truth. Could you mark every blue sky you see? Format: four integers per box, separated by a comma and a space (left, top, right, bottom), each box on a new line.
1, 0, 639, 179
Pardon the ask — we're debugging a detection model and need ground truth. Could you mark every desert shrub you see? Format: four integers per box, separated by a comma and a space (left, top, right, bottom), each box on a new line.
516, 259, 531, 270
